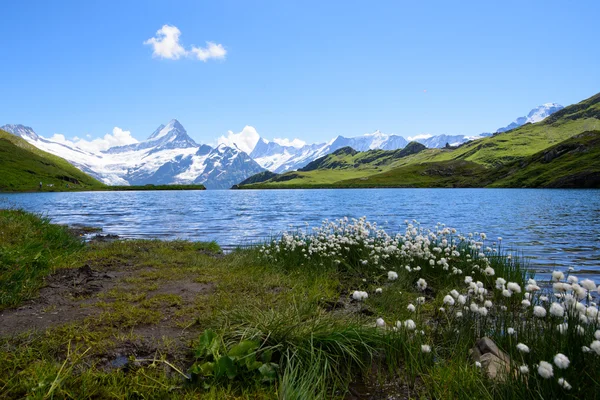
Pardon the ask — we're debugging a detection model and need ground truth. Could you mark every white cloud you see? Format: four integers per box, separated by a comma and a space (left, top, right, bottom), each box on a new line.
273, 137, 306, 148
218, 126, 260, 154
144, 25, 227, 61
143, 25, 187, 60
190, 42, 227, 61
50, 127, 139, 153
406, 134, 433, 141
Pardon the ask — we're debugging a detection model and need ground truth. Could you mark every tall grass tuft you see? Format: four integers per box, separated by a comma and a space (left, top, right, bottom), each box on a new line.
0, 209, 83, 309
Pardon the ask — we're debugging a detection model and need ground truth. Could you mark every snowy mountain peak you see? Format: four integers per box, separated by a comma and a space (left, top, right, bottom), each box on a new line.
1, 124, 40, 141
496, 103, 564, 133
526, 103, 564, 123
148, 119, 186, 141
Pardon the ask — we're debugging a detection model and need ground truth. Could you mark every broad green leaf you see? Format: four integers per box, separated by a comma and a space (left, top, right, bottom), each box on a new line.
199, 361, 214, 376
246, 360, 263, 371
195, 330, 220, 358
258, 362, 277, 382
215, 356, 237, 380
228, 340, 259, 359
260, 349, 273, 363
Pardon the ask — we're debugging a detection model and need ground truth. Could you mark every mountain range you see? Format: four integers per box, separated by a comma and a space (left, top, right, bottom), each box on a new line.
1, 120, 264, 189
1, 103, 564, 189
238, 93, 600, 189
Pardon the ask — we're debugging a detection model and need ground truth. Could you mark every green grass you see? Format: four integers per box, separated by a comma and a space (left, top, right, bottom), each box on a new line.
0, 130, 106, 192
240, 92, 600, 189
0, 209, 84, 309
2, 211, 599, 399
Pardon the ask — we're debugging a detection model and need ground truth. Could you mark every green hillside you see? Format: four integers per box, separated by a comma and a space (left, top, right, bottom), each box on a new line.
0, 129, 106, 192
239, 92, 600, 189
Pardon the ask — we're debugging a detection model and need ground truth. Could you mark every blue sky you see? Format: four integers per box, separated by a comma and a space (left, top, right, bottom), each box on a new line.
1, 0, 599, 146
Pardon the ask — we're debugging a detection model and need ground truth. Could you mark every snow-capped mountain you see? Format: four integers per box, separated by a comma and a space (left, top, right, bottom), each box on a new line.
241, 103, 565, 173
1, 120, 265, 189
496, 103, 564, 133
2, 102, 565, 185
242, 131, 472, 173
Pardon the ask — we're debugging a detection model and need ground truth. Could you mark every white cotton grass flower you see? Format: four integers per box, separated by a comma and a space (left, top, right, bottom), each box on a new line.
553, 353, 570, 369
478, 307, 488, 317
507, 282, 521, 293
552, 270, 565, 282
484, 300, 493, 308
375, 287, 383, 294
502, 289, 512, 298
388, 271, 398, 281
404, 319, 416, 331
443, 295, 455, 306
484, 267, 495, 276
407, 304, 416, 312
376, 318, 386, 327
456, 311, 463, 318
416, 297, 425, 305
519, 365, 529, 374
582, 279, 597, 291
352, 291, 368, 301
537, 361, 554, 379
495, 278, 506, 289
457, 295, 466, 305
507, 327, 515, 335
595, 330, 600, 340
416, 278, 427, 291
450, 289, 459, 299
533, 306, 547, 318
550, 303, 565, 317
567, 275, 579, 284
558, 378, 572, 390
590, 340, 600, 355
521, 299, 531, 308
516, 343, 530, 353
421, 344, 431, 353
465, 276, 473, 284
582, 346, 591, 353
475, 361, 482, 368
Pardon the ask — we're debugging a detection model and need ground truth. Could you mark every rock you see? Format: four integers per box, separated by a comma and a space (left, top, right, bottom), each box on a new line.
471, 337, 511, 381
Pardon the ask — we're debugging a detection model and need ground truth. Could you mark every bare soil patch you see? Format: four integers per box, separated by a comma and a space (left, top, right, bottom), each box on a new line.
0, 263, 214, 338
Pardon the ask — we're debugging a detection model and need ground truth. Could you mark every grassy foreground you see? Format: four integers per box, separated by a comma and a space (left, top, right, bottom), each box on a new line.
1, 211, 599, 399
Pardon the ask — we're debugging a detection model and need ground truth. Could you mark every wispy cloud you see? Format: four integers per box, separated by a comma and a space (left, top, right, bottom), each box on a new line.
144, 25, 227, 62
273, 137, 306, 148
406, 134, 432, 141
50, 127, 139, 152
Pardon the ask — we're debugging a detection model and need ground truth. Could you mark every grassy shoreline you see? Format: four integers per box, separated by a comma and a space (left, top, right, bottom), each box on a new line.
1, 210, 599, 399
0, 184, 207, 194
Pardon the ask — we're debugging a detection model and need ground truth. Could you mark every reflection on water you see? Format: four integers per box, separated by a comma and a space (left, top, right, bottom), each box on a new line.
2, 188, 599, 278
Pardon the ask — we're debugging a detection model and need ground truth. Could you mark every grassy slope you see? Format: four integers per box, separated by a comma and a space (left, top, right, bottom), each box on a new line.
241, 92, 600, 189
0, 130, 207, 191
0, 130, 106, 191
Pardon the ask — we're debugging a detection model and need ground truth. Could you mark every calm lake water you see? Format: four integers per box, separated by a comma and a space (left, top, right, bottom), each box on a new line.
2, 189, 599, 278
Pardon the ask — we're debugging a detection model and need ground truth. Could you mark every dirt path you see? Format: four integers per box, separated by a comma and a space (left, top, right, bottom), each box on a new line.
0, 262, 213, 338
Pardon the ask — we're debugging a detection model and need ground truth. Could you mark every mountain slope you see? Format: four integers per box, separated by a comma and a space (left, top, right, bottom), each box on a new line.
238, 92, 600, 189
432, 92, 600, 166
1, 121, 265, 189
0, 130, 105, 191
